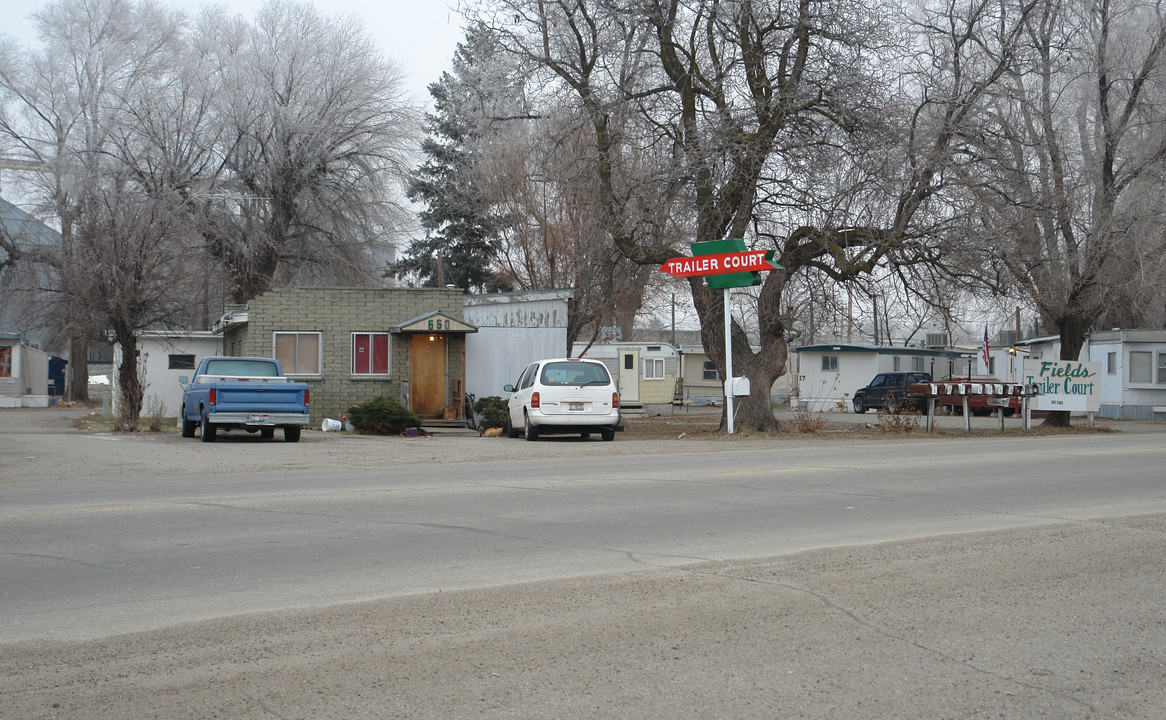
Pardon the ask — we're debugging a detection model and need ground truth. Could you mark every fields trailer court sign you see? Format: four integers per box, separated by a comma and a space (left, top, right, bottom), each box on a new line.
1023, 359, 1102, 413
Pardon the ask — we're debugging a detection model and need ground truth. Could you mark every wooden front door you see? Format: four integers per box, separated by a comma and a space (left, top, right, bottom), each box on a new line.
409, 333, 447, 417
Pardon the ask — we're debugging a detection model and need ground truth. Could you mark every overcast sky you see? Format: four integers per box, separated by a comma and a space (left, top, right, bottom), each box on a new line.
3, 0, 466, 107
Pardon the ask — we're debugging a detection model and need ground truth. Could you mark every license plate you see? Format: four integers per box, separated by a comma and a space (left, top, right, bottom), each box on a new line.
250, 414, 271, 423
568, 402, 584, 412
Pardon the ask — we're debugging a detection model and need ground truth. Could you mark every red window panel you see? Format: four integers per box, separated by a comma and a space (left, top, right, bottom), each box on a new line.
353, 333, 370, 374
372, 334, 389, 374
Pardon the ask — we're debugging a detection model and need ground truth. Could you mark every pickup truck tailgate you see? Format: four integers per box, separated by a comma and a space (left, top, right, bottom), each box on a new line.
215, 386, 306, 413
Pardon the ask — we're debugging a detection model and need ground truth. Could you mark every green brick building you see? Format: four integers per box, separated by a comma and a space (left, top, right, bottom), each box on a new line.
217, 287, 477, 425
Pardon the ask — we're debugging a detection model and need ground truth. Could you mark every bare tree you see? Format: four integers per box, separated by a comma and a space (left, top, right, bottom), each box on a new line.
951, 0, 1166, 424
56, 180, 201, 427
2, 0, 422, 418
202, 0, 419, 303
0, 0, 187, 401
484, 108, 666, 348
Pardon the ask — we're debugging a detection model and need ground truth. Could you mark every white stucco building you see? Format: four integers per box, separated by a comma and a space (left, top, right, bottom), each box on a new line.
112, 331, 222, 417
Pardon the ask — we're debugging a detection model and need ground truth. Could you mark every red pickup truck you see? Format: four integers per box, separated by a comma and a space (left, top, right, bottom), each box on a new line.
935, 376, 1022, 416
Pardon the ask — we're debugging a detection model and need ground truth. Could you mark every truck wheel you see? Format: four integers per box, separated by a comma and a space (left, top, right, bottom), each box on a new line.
853, 397, 866, 414
523, 413, 539, 441
181, 405, 197, 438
261, 427, 275, 439
200, 409, 217, 443
284, 426, 301, 443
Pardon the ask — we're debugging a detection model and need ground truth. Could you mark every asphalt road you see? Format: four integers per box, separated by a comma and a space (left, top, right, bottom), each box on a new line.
1, 408, 1164, 718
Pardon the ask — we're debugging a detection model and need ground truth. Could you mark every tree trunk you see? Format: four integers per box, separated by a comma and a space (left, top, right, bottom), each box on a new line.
691, 280, 783, 433
734, 364, 782, 432
114, 332, 143, 431
1041, 312, 1092, 428
65, 335, 90, 403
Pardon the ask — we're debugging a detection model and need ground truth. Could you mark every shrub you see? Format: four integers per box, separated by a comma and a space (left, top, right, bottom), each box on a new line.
787, 407, 827, 434
879, 407, 921, 434
473, 395, 508, 430
145, 394, 167, 432
347, 397, 421, 435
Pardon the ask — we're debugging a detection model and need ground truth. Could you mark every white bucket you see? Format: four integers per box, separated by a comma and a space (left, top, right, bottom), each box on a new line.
321, 418, 343, 432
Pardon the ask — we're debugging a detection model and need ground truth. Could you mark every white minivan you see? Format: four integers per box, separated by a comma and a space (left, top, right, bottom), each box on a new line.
504, 358, 620, 441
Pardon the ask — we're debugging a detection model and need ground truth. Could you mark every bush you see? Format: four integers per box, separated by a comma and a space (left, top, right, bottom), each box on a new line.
473, 395, 509, 430
879, 407, 921, 434
347, 397, 421, 435
145, 394, 167, 432
787, 407, 827, 434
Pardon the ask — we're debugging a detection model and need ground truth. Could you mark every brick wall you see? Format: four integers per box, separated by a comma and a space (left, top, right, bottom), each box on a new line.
225, 288, 467, 422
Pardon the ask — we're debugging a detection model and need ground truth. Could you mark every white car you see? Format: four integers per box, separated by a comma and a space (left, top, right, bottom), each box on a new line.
504, 358, 620, 441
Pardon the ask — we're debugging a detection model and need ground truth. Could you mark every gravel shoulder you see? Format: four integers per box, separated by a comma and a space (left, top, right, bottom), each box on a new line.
3, 516, 1163, 719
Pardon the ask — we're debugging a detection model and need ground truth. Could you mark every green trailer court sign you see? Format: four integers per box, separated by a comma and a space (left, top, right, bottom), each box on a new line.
659, 238, 783, 433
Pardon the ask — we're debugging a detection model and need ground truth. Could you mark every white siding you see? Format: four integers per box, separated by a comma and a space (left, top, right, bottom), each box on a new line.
463, 291, 572, 403
465, 327, 565, 400
112, 333, 222, 417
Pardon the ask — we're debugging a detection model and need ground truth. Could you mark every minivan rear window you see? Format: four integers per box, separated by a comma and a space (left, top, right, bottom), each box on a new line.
541, 361, 611, 386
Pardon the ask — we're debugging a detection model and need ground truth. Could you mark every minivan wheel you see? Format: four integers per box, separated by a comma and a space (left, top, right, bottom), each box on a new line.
601, 428, 615, 442
523, 413, 538, 441
506, 415, 520, 438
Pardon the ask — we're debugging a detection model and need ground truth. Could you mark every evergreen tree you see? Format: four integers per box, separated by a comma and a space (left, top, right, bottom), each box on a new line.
395, 30, 511, 293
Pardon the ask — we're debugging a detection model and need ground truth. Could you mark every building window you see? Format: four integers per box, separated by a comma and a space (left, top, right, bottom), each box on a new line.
1130, 351, 1152, 383
168, 354, 196, 370
352, 332, 390, 376
702, 360, 718, 381
1158, 354, 1166, 384
822, 355, 839, 372
274, 332, 322, 375
893, 356, 901, 371
0, 346, 11, 377
913, 357, 925, 372
1107, 351, 1117, 375
644, 357, 664, 380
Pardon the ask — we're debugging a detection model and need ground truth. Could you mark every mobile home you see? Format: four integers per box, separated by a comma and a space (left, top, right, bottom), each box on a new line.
572, 342, 679, 407
794, 344, 964, 412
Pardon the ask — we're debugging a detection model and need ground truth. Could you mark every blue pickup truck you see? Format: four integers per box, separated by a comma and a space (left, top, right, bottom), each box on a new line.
180, 357, 310, 442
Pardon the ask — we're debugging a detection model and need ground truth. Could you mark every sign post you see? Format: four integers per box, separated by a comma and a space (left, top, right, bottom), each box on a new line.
660, 239, 781, 434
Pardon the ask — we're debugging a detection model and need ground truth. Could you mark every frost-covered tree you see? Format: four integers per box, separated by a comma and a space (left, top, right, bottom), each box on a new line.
468, 0, 1039, 430
203, 1, 419, 302
0, 0, 187, 402
0, 0, 420, 421
956, 0, 1166, 424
